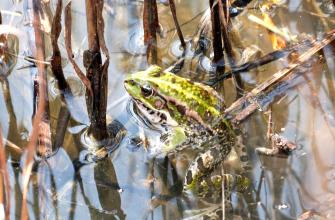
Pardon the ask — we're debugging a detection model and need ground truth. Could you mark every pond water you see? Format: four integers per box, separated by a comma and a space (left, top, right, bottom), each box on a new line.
1, 0, 335, 219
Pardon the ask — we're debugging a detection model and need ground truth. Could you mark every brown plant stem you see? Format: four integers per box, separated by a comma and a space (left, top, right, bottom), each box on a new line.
21, 0, 49, 218
209, 0, 224, 72
64, 2, 92, 96
51, 0, 70, 93
168, 0, 186, 49
84, 0, 107, 141
0, 129, 10, 220
143, 0, 159, 64
217, 0, 244, 96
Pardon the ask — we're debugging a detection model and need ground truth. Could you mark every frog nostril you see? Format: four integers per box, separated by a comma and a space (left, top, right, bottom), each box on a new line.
127, 79, 136, 86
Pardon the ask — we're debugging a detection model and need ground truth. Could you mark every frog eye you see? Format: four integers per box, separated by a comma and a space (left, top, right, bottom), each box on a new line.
141, 84, 153, 97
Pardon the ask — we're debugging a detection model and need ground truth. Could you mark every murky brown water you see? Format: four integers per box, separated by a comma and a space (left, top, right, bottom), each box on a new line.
1, 0, 335, 219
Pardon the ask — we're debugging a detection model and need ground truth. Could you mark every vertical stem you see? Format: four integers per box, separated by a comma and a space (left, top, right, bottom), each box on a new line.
168, 0, 186, 49
51, 0, 70, 93
217, 0, 244, 96
221, 166, 225, 220
0, 129, 10, 220
84, 0, 107, 141
85, 0, 100, 53
30, 1, 52, 157
21, 0, 49, 218
143, 0, 159, 64
209, 0, 224, 72
53, 104, 70, 149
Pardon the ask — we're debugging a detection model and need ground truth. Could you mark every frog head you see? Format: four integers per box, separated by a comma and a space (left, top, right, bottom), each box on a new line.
124, 65, 179, 127
124, 65, 225, 131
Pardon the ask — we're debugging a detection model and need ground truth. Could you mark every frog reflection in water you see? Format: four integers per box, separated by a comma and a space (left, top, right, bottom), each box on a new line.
124, 65, 249, 198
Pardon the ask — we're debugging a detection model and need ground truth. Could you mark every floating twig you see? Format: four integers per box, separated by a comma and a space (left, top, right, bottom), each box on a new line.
224, 30, 335, 124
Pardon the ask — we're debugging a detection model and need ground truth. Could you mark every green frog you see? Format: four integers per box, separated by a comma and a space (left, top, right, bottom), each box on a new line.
124, 65, 249, 197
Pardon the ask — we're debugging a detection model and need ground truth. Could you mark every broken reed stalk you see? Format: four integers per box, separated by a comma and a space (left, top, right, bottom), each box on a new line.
21, 1, 49, 219
225, 30, 335, 124
209, 0, 224, 72
143, 0, 159, 64
84, 0, 108, 141
51, 0, 70, 93
0, 130, 10, 220
168, 0, 186, 49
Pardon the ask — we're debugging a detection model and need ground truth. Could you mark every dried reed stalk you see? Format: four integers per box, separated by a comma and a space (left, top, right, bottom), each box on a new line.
51, 0, 70, 93
84, 0, 108, 141
217, 0, 243, 96
64, 2, 92, 96
168, 0, 186, 49
21, 1, 49, 218
143, 0, 159, 64
0, 130, 10, 220
209, 0, 224, 71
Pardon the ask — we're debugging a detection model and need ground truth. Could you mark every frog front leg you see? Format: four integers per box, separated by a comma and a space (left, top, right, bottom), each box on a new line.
160, 127, 187, 154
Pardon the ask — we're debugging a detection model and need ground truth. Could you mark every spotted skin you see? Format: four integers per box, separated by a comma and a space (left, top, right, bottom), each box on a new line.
124, 65, 250, 200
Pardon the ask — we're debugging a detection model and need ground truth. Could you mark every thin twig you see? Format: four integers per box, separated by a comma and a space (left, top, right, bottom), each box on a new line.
51, 0, 70, 93
217, 0, 244, 96
64, 2, 92, 96
208, 39, 312, 86
2, 138, 22, 155
168, 0, 186, 49
224, 30, 335, 124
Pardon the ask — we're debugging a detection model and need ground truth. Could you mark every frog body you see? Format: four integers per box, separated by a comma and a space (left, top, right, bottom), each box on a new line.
124, 65, 248, 195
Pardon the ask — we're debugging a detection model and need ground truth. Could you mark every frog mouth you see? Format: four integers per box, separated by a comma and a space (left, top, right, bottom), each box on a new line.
132, 99, 168, 127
